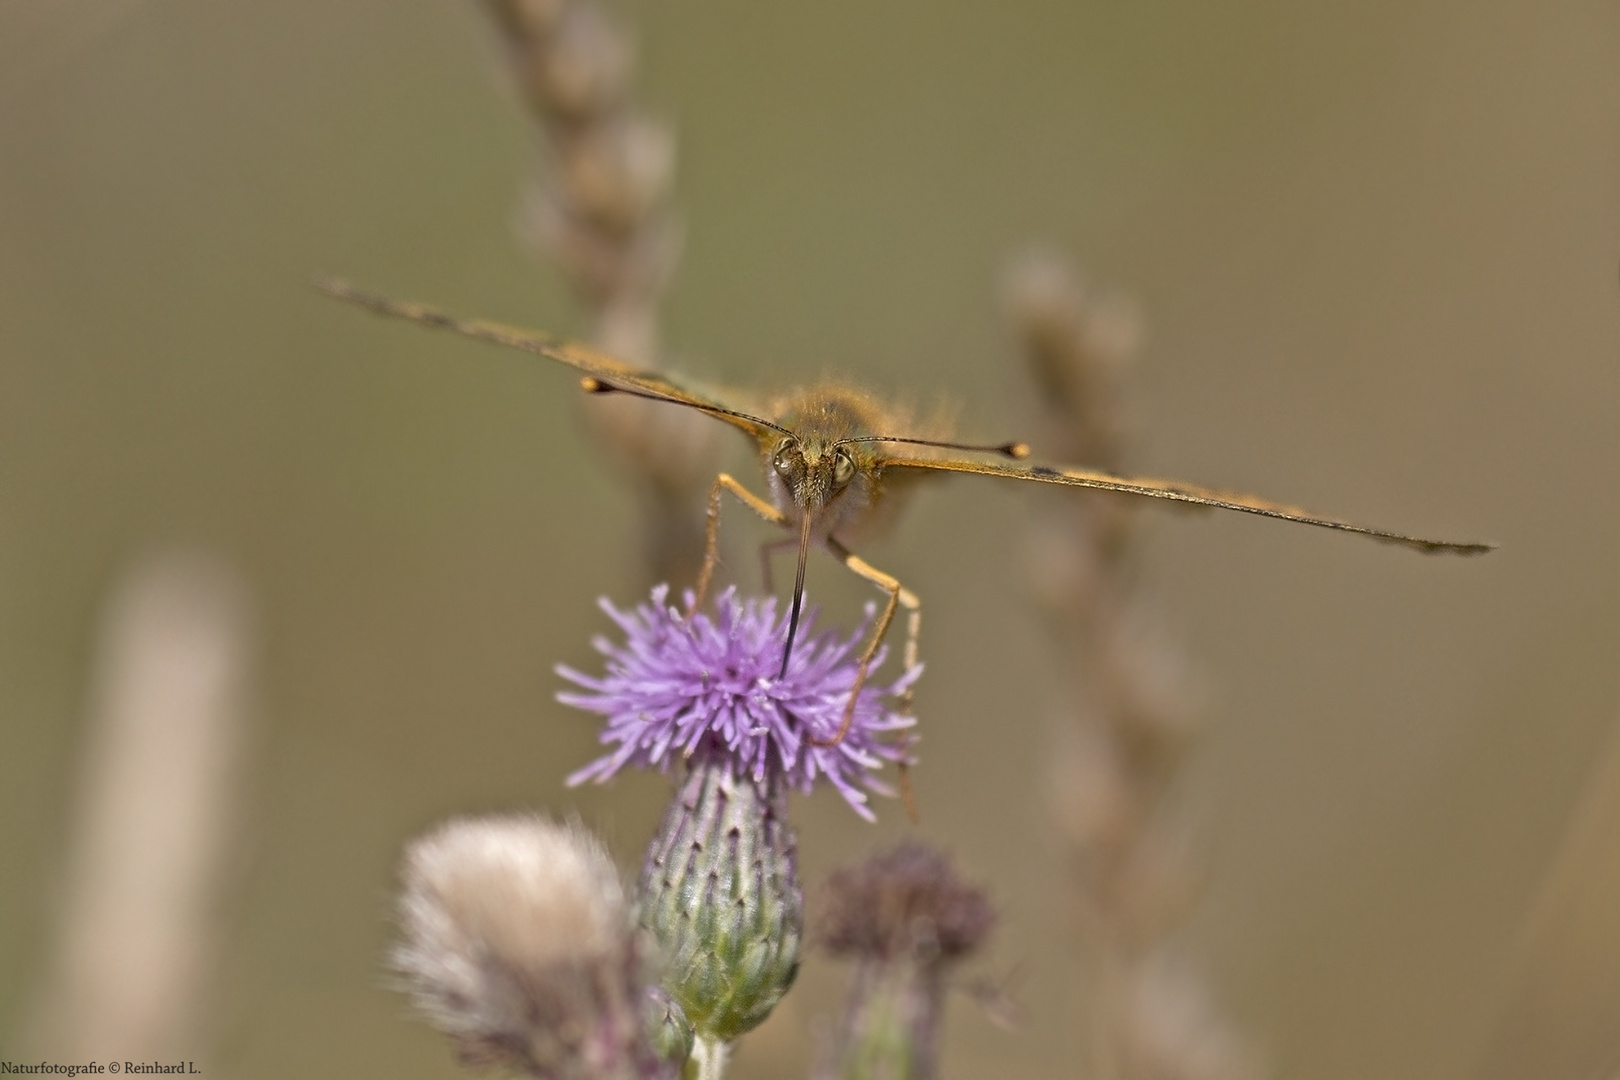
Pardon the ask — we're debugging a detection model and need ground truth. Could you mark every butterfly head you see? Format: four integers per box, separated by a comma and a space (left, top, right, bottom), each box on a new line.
767, 431, 877, 679
770, 434, 861, 517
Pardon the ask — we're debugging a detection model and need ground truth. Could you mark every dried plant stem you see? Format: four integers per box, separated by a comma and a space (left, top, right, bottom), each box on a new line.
480, 0, 718, 584
1004, 252, 1253, 1080
31, 552, 251, 1063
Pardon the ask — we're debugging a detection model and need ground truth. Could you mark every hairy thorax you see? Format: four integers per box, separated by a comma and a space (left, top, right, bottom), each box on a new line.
762, 384, 942, 546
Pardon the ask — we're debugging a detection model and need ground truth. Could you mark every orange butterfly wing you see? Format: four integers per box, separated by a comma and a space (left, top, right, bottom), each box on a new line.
316, 279, 780, 444
880, 454, 1493, 556
319, 279, 1493, 557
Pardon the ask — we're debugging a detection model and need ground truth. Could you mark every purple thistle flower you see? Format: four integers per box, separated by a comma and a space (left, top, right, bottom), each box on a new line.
559, 585, 919, 820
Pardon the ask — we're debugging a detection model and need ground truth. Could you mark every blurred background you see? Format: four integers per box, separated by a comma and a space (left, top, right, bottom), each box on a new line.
2, 0, 1617, 1077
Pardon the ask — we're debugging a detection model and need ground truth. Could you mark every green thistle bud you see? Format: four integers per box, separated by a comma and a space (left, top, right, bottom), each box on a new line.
645, 986, 694, 1069
637, 748, 803, 1042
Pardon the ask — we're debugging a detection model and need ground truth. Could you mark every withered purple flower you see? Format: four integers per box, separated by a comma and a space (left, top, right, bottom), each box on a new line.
816, 843, 997, 1080
560, 585, 918, 820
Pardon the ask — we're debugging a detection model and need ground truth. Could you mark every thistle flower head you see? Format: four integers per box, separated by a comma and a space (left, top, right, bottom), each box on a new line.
560, 586, 918, 820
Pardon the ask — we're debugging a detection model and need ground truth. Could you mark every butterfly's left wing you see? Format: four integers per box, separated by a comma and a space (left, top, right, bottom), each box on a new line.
880, 454, 1493, 555
317, 279, 781, 443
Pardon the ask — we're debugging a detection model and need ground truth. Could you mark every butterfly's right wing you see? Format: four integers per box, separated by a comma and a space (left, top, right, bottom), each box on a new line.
317, 279, 781, 443
880, 453, 1494, 555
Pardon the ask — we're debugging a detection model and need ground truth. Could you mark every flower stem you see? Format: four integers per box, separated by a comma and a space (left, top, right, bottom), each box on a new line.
686, 1035, 729, 1080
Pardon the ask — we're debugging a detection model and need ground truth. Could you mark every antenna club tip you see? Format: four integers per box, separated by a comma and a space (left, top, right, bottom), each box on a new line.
1004, 442, 1031, 459
580, 376, 610, 393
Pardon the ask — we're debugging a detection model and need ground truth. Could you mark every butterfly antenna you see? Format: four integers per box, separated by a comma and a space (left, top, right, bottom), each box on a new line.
839, 434, 1030, 458
780, 511, 815, 678
579, 378, 792, 437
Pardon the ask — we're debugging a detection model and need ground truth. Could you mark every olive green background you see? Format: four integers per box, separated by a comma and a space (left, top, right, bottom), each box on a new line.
2, 1, 1618, 1077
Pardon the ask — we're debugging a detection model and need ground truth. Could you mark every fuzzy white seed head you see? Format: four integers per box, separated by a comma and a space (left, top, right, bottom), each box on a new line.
393, 815, 655, 1078
400, 814, 626, 971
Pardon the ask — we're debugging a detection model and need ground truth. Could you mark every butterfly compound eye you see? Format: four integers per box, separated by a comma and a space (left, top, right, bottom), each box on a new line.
832, 448, 856, 487
772, 438, 799, 478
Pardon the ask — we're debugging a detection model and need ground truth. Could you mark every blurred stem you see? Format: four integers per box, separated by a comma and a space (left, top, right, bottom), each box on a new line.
30, 551, 250, 1062
1004, 252, 1252, 1080
686, 1035, 728, 1080
835, 963, 939, 1080
479, 0, 717, 586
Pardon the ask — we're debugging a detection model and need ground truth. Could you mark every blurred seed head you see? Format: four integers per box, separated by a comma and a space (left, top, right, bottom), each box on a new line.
1003, 250, 1142, 361
560, 115, 676, 237
524, 2, 632, 121
393, 814, 671, 1079
524, 191, 682, 311
1002, 249, 1143, 469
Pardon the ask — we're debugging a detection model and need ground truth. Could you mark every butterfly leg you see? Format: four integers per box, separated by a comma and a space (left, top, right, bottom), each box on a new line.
811, 540, 921, 744
692, 473, 788, 614
816, 540, 922, 818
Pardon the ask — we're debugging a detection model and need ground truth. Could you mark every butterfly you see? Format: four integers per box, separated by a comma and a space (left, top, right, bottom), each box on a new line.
317, 279, 1493, 752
